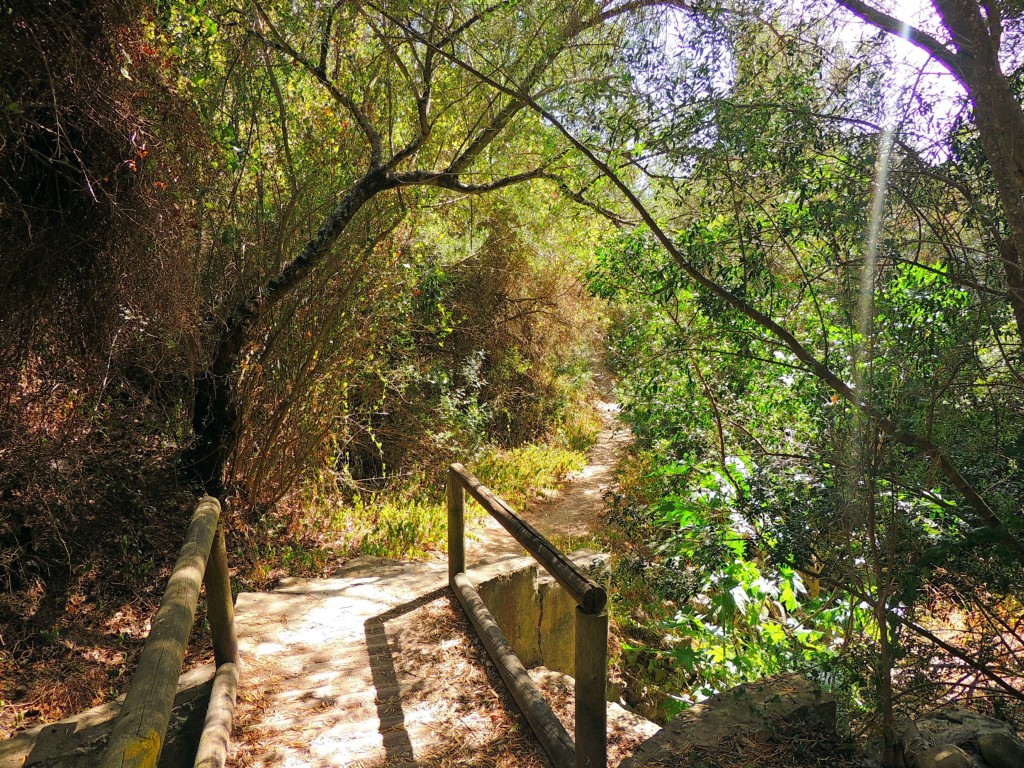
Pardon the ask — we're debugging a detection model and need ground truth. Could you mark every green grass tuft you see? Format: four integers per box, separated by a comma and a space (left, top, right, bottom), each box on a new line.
469, 443, 587, 510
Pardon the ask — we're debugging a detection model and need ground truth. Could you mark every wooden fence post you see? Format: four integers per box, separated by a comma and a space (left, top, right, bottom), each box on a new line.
574, 606, 608, 768
204, 522, 239, 667
448, 466, 465, 580
193, 662, 239, 768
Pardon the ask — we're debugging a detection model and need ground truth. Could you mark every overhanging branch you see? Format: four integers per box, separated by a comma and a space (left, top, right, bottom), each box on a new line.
387, 6, 1024, 564
832, 0, 968, 84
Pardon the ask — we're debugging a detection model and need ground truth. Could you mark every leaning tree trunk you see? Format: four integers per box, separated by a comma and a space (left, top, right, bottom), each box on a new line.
189, 168, 396, 497
190, 326, 246, 498
934, 0, 1024, 347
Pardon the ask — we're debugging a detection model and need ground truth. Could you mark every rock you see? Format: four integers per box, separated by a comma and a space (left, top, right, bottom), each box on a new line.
897, 707, 1023, 768
538, 574, 577, 674
474, 556, 543, 667
471, 549, 610, 674
976, 731, 1024, 768
914, 744, 973, 768
620, 674, 836, 768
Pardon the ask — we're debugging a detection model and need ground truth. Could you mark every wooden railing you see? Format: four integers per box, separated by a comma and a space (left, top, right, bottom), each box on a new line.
447, 463, 609, 768
100, 496, 239, 768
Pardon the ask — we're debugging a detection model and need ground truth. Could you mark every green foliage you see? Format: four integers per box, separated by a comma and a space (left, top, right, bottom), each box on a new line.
344, 495, 451, 560
581, 3, 1024, 731
471, 443, 589, 511
606, 450, 853, 719
283, 429, 593, 563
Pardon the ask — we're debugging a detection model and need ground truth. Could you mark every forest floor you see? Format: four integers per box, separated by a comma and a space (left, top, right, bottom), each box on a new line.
1, 383, 643, 767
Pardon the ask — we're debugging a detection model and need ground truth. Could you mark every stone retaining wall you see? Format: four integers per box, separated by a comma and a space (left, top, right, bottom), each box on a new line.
470, 549, 609, 677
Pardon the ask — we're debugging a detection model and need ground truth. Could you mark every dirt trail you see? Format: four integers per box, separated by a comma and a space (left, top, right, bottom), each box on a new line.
468, 388, 632, 566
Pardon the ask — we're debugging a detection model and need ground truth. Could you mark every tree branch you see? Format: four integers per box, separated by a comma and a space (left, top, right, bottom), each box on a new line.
832, 0, 968, 84
825, 575, 1024, 702
250, 0, 383, 168
393, 166, 546, 193
542, 173, 632, 226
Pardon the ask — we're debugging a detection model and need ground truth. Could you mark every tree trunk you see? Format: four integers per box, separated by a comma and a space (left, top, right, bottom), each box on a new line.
190, 327, 246, 498
188, 168, 396, 496
933, 0, 1024, 346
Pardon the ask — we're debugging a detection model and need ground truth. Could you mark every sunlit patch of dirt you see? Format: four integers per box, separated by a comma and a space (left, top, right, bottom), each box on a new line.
471, 391, 631, 563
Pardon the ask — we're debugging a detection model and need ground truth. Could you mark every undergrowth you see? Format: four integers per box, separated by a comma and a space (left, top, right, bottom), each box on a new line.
328, 437, 592, 561
235, 394, 603, 575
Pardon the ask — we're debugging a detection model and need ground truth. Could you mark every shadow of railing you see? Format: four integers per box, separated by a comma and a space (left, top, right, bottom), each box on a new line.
447, 463, 609, 768
363, 586, 449, 766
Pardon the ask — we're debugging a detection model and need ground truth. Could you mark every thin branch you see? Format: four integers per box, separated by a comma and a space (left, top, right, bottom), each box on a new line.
258, 43, 298, 197
828, 576, 1024, 702
250, 0, 383, 168
318, 0, 343, 74
542, 173, 632, 226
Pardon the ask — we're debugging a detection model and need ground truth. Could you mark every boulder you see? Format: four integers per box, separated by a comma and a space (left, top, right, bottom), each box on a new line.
897, 707, 1024, 768
976, 730, 1024, 768
914, 744, 973, 768
620, 674, 836, 768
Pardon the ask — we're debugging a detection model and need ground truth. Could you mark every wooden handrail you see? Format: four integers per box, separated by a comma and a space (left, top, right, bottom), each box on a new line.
449, 463, 607, 613
448, 464, 608, 768
100, 496, 239, 768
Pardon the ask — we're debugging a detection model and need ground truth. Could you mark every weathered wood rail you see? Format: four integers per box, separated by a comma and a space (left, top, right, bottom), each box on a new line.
448, 463, 609, 768
99, 496, 239, 768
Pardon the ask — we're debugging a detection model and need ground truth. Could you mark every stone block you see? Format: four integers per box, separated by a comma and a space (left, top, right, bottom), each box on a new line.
538, 575, 578, 675
473, 556, 542, 668
469, 549, 609, 674
537, 549, 611, 677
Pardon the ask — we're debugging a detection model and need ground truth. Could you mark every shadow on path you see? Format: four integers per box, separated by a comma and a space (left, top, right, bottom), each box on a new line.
363, 586, 449, 766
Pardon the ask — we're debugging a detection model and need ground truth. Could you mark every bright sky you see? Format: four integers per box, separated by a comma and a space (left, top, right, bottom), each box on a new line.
833, 0, 967, 153
660, 0, 1014, 156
